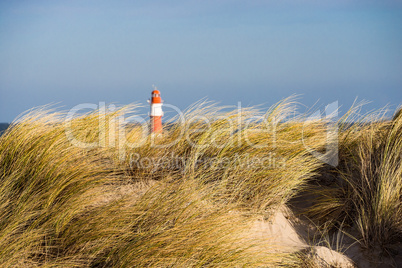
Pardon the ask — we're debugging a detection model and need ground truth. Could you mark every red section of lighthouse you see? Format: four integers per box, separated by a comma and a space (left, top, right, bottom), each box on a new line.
149, 89, 163, 133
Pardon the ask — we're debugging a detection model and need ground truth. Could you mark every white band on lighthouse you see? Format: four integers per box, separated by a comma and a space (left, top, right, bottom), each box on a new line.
150, 103, 163, 116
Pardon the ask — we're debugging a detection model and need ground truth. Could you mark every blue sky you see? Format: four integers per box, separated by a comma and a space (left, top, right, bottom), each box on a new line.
1, 0, 401, 122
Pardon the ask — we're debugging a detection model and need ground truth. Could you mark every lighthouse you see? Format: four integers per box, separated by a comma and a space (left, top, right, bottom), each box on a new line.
149, 88, 163, 133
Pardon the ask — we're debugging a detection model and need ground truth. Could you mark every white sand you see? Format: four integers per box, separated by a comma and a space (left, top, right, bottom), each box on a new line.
249, 205, 402, 268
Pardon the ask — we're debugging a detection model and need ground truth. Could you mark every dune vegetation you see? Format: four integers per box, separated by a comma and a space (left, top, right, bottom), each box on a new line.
0, 98, 400, 267
303, 105, 402, 251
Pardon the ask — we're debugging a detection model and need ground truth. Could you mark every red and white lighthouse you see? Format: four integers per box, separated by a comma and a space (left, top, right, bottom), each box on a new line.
149, 88, 163, 133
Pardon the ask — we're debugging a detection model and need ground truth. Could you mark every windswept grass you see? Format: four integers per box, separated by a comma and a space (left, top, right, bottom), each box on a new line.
0, 98, 400, 266
0, 98, 326, 267
303, 106, 402, 251
0, 110, 113, 266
